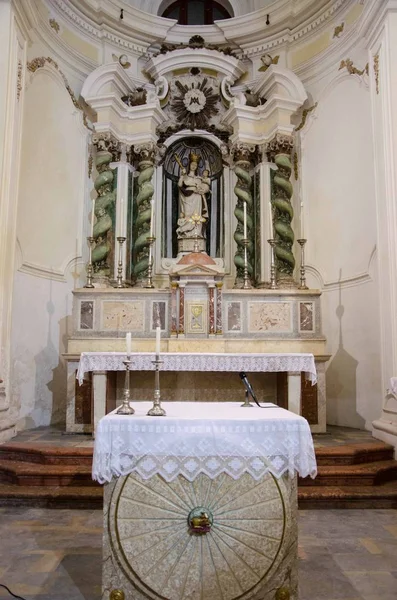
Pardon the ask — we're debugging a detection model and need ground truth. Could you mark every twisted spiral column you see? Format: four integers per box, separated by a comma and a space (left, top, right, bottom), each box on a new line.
232, 143, 255, 287
132, 144, 156, 283
267, 134, 295, 284
92, 133, 119, 281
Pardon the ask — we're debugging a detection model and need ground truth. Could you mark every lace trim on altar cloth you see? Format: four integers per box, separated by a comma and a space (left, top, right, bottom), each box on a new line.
92, 403, 317, 484
77, 352, 317, 385
92, 452, 317, 484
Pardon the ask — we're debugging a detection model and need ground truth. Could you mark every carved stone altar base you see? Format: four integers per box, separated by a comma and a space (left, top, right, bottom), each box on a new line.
103, 471, 298, 600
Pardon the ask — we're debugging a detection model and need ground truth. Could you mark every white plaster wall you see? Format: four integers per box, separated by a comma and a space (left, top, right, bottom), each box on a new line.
302, 73, 381, 429
17, 68, 86, 277
11, 272, 78, 428
11, 64, 87, 429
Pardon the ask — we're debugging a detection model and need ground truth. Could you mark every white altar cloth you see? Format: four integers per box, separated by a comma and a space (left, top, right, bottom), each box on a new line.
77, 351, 317, 385
92, 401, 317, 484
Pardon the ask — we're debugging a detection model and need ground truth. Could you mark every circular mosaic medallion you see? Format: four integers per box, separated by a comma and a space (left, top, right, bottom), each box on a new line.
109, 472, 288, 600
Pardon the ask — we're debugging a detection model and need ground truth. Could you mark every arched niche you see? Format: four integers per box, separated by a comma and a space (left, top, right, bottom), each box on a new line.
159, 0, 234, 24
161, 136, 224, 259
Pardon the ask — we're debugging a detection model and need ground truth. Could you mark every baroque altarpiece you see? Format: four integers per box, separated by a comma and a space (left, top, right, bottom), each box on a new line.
66, 40, 328, 433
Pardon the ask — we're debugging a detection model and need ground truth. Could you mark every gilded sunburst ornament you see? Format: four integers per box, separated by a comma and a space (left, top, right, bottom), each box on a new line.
173, 78, 219, 130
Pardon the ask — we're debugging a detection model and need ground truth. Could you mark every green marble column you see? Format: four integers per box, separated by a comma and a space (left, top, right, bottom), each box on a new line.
92, 133, 120, 283
132, 143, 156, 284
267, 134, 295, 286
232, 143, 256, 288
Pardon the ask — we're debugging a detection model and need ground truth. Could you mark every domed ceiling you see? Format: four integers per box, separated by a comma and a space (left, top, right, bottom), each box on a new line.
123, 1, 274, 19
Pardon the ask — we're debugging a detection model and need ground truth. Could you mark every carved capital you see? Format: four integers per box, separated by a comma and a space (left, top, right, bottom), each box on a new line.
133, 142, 165, 167
265, 133, 294, 161
92, 132, 121, 161
230, 142, 256, 168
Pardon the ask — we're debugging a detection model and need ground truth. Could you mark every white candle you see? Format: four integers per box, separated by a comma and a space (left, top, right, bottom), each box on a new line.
90, 199, 95, 238
119, 197, 124, 236
300, 202, 304, 239
243, 202, 247, 239
155, 325, 161, 356
126, 332, 131, 355
149, 198, 155, 237
269, 201, 273, 238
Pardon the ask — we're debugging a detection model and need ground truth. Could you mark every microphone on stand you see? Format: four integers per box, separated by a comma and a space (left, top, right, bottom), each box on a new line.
238, 372, 277, 408
239, 372, 258, 405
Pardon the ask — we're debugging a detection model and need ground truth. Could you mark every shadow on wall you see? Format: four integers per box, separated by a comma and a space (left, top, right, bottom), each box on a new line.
33, 278, 67, 428
326, 270, 365, 429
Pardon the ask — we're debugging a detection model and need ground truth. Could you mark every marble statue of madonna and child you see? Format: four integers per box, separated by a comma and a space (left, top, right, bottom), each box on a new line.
176, 152, 211, 241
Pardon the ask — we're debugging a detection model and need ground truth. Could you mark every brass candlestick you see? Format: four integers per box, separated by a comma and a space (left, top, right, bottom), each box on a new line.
84, 236, 95, 288
267, 238, 277, 289
297, 238, 308, 290
117, 358, 135, 415
116, 236, 126, 288
143, 236, 155, 289
147, 356, 166, 416
242, 238, 252, 290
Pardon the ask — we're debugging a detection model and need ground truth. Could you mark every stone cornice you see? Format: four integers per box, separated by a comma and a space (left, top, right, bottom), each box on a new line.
217, 0, 348, 52
52, 0, 173, 48
45, 0, 358, 58
144, 47, 245, 81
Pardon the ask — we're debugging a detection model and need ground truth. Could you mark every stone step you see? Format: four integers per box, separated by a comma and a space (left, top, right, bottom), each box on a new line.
314, 442, 394, 465
298, 481, 397, 509
0, 483, 103, 509
0, 459, 96, 487
299, 460, 397, 487
0, 443, 93, 465
0, 440, 393, 466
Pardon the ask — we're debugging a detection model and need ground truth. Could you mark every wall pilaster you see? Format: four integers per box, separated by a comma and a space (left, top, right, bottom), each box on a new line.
366, 4, 397, 453
0, 1, 27, 441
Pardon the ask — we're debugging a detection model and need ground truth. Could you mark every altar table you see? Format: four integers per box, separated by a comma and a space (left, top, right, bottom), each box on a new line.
77, 352, 317, 434
94, 402, 316, 600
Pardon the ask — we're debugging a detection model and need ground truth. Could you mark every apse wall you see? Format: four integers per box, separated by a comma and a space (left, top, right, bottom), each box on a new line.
11, 62, 88, 428
301, 67, 381, 430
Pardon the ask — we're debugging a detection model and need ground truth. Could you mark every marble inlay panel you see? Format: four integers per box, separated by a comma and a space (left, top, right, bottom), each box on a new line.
151, 301, 166, 331
299, 301, 314, 332
101, 301, 144, 331
186, 301, 207, 335
248, 302, 292, 333
227, 301, 242, 331
79, 300, 94, 330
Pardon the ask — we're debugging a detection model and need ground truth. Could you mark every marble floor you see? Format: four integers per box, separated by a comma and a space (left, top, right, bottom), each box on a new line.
0, 508, 395, 600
